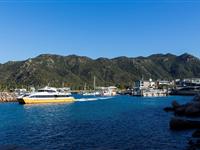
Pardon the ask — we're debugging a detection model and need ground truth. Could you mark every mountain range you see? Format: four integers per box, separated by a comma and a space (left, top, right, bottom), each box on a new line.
0, 53, 199, 90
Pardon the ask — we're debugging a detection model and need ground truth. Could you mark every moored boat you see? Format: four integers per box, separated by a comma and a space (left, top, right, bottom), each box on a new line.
18, 86, 75, 104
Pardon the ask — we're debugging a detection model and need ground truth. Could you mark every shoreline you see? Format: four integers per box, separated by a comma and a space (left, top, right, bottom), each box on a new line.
164, 94, 200, 149
0, 92, 17, 102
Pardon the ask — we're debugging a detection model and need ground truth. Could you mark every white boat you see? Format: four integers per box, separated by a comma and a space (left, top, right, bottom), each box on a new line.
82, 76, 101, 96
98, 86, 117, 96
83, 91, 101, 96
17, 86, 75, 104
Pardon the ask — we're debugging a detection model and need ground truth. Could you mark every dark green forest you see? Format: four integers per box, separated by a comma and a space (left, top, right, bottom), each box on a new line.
0, 53, 199, 90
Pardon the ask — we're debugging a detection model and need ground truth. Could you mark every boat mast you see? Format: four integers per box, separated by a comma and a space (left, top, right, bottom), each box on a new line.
94, 76, 96, 90
84, 83, 87, 91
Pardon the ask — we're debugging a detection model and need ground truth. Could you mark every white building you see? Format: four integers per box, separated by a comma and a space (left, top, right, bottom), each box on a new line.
133, 78, 168, 97
96, 86, 117, 96
134, 78, 155, 89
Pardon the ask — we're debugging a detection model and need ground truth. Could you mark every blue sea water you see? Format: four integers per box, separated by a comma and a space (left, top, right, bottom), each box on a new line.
0, 95, 194, 150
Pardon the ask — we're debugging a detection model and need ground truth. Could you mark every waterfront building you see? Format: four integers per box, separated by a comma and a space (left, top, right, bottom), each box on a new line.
157, 80, 173, 86
175, 78, 200, 86
170, 78, 200, 95
133, 78, 168, 97
134, 78, 155, 89
141, 89, 167, 97
96, 86, 117, 96
183, 78, 200, 86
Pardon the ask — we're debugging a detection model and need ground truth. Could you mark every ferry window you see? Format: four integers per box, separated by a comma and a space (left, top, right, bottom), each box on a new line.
48, 90, 55, 93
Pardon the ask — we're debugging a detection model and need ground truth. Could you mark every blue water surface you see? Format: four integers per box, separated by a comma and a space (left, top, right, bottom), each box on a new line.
0, 95, 193, 150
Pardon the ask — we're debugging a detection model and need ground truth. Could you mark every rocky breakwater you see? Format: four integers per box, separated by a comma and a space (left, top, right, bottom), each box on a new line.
164, 94, 200, 149
0, 92, 17, 102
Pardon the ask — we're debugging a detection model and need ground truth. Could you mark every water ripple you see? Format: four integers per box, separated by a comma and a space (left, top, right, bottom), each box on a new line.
0, 96, 193, 150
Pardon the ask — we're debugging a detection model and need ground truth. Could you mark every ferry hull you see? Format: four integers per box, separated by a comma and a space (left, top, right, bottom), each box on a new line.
18, 97, 75, 104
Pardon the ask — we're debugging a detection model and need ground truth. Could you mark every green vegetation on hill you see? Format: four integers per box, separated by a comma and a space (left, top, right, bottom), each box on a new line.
0, 53, 199, 90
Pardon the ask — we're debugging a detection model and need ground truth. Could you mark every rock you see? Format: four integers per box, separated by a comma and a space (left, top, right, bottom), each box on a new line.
192, 130, 200, 138
174, 106, 186, 116
172, 100, 181, 109
192, 101, 200, 108
169, 100, 200, 117
193, 94, 200, 102
188, 139, 200, 149
166, 94, 200, 150
185, 105, 200, 117
170, 117, 200, 130
0, 92, 17, 102
163, 107, 174, 112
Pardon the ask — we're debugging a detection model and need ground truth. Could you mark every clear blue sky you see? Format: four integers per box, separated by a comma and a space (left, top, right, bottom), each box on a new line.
0, 0, 200, 63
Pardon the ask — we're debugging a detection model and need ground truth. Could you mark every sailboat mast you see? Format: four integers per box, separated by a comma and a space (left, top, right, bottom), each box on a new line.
94, 76, 96, 90
84, 83, 87, 91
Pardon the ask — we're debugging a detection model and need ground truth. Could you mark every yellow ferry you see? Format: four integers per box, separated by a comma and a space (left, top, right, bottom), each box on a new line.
17, 86, 75, 104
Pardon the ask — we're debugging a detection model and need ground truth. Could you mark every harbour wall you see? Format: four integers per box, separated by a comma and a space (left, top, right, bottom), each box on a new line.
0, 92, 17, 102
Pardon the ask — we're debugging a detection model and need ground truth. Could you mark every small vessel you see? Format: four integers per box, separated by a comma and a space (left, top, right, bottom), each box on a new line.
82, 91, 101, 96
99, 86, 117, 96
81, 76, 101, 96
18, 86, 75, 104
